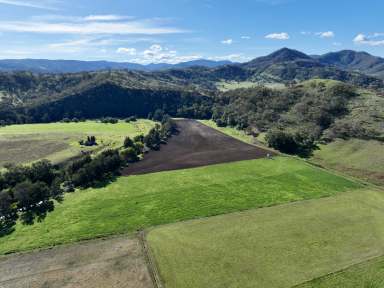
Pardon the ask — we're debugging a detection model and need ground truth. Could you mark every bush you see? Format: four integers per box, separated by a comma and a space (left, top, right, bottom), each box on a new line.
121, 147, 140, 163
79, 136, 97, 146
101, 117, 118, 124
266, 128, 317, 157
123, 136, 134, 148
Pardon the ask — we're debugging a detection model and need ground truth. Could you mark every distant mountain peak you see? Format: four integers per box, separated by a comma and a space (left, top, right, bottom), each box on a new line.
243, 47, 313, 69
267, 48, 312, 61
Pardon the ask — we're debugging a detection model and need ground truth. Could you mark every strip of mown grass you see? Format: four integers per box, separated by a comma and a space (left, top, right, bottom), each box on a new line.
147, 188, 384, 288
0, 157, 361, 254
296, 255, 384, 288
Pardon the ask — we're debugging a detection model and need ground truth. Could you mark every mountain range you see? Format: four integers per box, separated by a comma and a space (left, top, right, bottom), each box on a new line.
0, 59, 233, 73
0, 48, 383, 112
0, 49, 383, 81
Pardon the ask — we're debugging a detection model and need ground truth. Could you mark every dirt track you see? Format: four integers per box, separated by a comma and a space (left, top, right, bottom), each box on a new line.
123, 119, 273, 176
0, 236, 153, 288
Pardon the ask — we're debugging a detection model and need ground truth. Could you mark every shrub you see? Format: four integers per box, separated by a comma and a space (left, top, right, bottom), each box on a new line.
121, 147, 140, 163
123, 136, 134, 148
266, 128, 317, 157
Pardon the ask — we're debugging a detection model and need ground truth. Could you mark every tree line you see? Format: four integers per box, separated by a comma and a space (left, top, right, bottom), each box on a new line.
0, 118, 178, 237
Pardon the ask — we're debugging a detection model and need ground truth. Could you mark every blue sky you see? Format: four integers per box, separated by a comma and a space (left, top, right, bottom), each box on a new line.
0, 0, 383, 63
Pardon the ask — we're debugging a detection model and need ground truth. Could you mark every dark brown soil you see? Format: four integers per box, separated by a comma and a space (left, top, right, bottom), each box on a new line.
122, 119, 274, 176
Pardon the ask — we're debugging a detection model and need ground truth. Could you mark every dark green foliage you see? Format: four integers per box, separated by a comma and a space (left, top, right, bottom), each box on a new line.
121, 147, 140, 163
0, 190, 17, 236
100, 117, 118, 124
133, 134, 144, 143
69, 149, 123, 188
0, 160, 64, 232
266, 129, 317, 157
152, 109, 166, 122
161, 117, 179, 138
123, 136, 134, 148
13, 181, 53, 225
79, 136, 97, 146
212, 86, 302, 131
144, 124, 162, 151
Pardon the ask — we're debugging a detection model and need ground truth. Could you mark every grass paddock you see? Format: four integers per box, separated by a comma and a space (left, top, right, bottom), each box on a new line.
0, 156, 361, 254
148, 188, 384, 288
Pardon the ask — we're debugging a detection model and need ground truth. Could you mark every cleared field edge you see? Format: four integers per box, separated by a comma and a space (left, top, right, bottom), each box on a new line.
198, 120, 378, 190
290, 254, 384, 288
197, 119, 278, 153
197, 120, 383, 189
0, 232, 132, 259
139, 231, 164, 288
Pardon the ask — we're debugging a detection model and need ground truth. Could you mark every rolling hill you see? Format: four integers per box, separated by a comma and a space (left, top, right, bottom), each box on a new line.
318, 50, 384, 80
0, 58, 233, 73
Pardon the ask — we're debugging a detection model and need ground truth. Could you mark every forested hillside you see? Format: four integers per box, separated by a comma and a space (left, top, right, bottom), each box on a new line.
0, 48, 383, 157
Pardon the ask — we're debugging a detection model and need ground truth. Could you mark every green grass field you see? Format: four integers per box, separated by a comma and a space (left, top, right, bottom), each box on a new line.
0, 120, 155, 166
296, 256, 384, 288
0, 156, 361, 254
312, 139, 384, 186
198, 120, 256, 144
147, 188, 384, 288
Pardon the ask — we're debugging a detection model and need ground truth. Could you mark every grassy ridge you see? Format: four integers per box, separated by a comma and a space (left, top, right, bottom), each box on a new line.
312, 138, 384, 185
0, 157, 361, 254
147, 188, 384, 288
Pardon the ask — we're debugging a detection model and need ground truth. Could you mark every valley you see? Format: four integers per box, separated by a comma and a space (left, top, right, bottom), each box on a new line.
0, 48, 383, 288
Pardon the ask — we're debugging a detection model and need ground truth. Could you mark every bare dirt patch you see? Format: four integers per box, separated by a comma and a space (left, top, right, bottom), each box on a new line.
0, 137, 69, 166
123, 119, 274, 175
0, 236, 153, 288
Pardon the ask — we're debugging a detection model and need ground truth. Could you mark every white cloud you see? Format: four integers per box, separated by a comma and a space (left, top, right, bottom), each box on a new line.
265, 32, 289, 40
116, 47, 137, 55
241, 36, 251, 40
354, 33, 384, 46
221, 39, 233, 45
332, 42, 342, 46
316, 31, 335, 38
128, 44, 202, 64
0, 0, 59, 10
0, 17, 185, 35
209, 53, 251, 62
84, 15, 131, 22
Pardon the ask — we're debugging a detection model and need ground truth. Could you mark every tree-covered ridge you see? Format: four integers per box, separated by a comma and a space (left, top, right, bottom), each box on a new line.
0, 49, 383, 109
212, 79, 383, 156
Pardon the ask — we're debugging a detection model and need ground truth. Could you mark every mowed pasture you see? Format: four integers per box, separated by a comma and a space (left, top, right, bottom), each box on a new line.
147, 188, 384, 288
0, 236, 153, 288
0, 156, 361, 254
296, 255, 384, 288
0, 120, 154, 166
